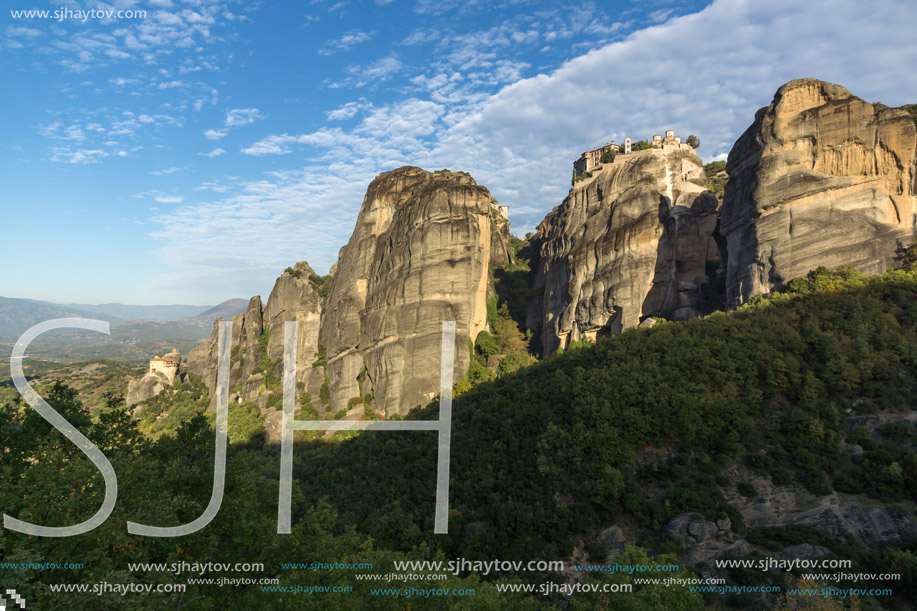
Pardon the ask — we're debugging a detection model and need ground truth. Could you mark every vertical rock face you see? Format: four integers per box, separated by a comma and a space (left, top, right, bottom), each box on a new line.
533, 145, 718, 354
319, 166, 510, 416
722, 78, 917, 307
186, 167, 510, 420
186, 261, 323, 412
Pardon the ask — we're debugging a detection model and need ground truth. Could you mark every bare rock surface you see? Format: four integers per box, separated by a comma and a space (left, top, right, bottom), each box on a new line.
126, 372, 170, 407
532, 145, 718, 353
722, 78, 917, 307
318, 166, 510, 416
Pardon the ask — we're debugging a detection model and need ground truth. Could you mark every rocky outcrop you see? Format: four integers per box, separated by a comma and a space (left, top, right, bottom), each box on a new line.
532, 145, 720, 354
318, 167, 510, 416
186, 261, 323, 413
722, 78, 917, 307
781, 502, 917, 548
126, 372, 170, 407
126, 349, 181, 407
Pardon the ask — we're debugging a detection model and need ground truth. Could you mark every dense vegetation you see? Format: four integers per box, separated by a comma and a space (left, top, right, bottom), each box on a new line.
0, 359, 144, 415
3, 258, 916, 608
300, 263, 917, 607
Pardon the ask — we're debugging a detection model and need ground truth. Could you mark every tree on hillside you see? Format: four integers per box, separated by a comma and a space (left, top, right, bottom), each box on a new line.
894, 240, 917, 270
630, 139, 653, 151
686, 134, 700, 149
600, 149, 616, 163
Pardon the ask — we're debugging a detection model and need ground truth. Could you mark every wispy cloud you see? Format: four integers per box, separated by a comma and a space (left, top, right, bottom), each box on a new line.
326, 99, 371, 120
204, 128, 228, 140
49, 147, 110, 164
110, 77, 140, 86
151, 166, 187, 175
200, 147, 226, 157
319, 30, 371, 55
154, 194, 184, 204
327, 55, 402, 88
225, 108, 264, 126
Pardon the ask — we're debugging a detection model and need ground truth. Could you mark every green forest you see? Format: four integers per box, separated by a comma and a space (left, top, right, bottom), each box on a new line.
2, 257, 916, 609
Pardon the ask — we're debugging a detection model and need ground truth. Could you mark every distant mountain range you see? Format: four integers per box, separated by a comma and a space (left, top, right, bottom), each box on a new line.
0, 297, 247, 341
33, 301, 213, 322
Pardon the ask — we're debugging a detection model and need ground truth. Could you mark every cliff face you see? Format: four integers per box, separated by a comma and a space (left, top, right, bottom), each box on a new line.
186, 167, 511, 420
722, 78, 917, 307
186, 260, 323, 415
533, 145, 719, 354
318, 166, 510, 416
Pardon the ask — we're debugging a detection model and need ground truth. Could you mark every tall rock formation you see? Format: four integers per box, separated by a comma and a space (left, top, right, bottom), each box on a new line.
186, 260, 323, 416
318, 166, 510, 416
186, 167, 511, 422
532, 144, 720, 354
722, 78, 917, 307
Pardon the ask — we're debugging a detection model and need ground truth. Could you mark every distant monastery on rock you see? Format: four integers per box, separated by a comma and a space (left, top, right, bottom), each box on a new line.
574, 130, 685, 175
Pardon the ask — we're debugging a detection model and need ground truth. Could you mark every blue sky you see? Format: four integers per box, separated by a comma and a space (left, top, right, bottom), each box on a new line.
2, 0, 916, 305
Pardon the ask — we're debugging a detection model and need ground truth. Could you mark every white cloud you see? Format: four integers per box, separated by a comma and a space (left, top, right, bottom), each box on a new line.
328, 55, 402, 88
360, 98, 443, 139
326, 100, 371, 120
204, 128, 228, 140
6, 26, 42, 39
200, 147, 226, 157
225, 108, 264, 127
37, 121, 85, 141
148, 167, 371, 296
49, 147, 109, 164
151, 166, 186, 175
241, 136, 296, 156
319, 30, 371, 55
154, 195, 185, 204
401, 28, 439, 46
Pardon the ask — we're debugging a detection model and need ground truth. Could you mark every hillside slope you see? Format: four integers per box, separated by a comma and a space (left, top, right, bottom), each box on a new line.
295, 263, 917, 607
3, 264, 915, 609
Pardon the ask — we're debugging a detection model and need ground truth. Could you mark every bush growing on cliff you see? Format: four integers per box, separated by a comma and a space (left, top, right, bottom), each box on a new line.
686, 134, 700, 148
630, 139, 653, 151
474, 330, 500, 357
320, 373, 330, 407
312, 343, 327, 368
895, 240, 917, 269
